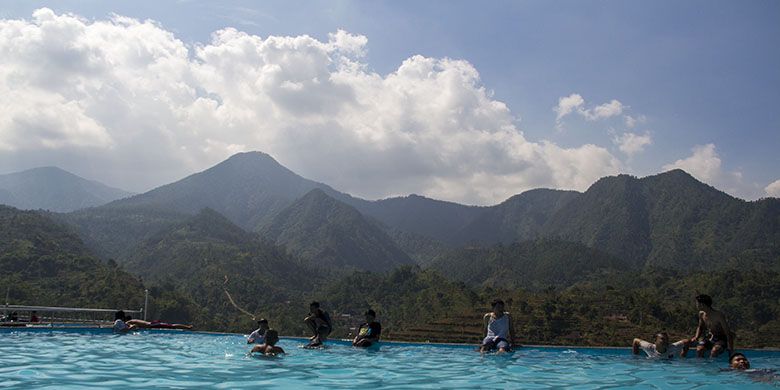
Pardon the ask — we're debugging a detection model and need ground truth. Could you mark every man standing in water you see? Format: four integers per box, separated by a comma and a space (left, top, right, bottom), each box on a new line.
690, 294, 734, 358
304, 301, 332, 348
479, 299, 514, 354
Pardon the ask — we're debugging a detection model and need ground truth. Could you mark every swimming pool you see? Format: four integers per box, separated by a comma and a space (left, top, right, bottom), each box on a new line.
1, 328, 777, 389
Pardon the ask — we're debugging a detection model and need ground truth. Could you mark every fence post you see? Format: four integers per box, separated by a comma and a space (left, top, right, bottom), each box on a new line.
143, 289, 149, 321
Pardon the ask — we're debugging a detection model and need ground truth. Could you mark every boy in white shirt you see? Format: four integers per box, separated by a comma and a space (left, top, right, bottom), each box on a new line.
632, 332, 690, 359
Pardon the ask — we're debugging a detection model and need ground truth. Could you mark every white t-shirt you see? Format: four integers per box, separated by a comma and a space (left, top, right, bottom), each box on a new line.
639, 340, 685, 358
113, 319, 128, 332
248, 329, 266, 344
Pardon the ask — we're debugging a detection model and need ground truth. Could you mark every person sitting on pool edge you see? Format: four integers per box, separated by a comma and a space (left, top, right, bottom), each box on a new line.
689, 294, 734, 358
304, 301, 332, 348
247, 318, 269, 344
479, 299, 514, 354
353, 309, 381, 348
250, 329, 285, 356
632, 332, 689, 359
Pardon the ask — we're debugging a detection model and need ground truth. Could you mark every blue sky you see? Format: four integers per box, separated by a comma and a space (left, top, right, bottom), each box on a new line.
1, 0, 778, 203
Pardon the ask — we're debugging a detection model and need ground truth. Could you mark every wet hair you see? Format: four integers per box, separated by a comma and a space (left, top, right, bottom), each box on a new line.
365, 309, 376, 317
257, 318, 268, 325
310, 301, 320, 309
115, 310, 125, 321
730, 353, 747, 363
695, 294, 713, 307
491, 299, 504, 308
654, 332, 669, 340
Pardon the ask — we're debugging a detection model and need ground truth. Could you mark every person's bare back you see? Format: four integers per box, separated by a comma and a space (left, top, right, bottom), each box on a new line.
691, 294, 733, 358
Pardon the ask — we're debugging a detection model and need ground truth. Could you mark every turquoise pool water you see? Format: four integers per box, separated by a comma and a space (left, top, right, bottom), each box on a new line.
1, 328, 778, 389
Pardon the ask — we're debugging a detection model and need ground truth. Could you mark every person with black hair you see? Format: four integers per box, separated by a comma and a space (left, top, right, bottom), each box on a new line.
353, 309, 381, 348
303, 301, 332, 348
479, 299, 514, 354
689, 294, 734, 358
247, 319, 269, 344
113, 310, 129, 332
730, 353, 750, 370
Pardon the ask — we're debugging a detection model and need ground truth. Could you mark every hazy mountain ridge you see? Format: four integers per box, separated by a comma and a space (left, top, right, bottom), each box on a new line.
260, 189, 415, 272
0, 167, 133, 212
54, 152, 779, 276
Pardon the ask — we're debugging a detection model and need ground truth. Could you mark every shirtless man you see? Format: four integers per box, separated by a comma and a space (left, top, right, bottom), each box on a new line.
479, 299, 515, 354
250, 329, 285, 356
689, 294, 733, 358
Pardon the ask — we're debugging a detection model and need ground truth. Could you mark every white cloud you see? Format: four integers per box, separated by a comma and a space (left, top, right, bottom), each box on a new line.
663, 144, 722, 182
765, 180, 780, 198
554, 93, 624, 127
589, 100, 624, 121
554, 93, 584, 121
662, 144, 748, 198
613, 132, 652, 157
0, 9, 625, 205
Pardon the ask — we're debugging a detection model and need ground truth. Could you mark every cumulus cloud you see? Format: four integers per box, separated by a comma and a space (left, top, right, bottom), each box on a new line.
765, 180, 780, 198
613, 132, 652, 157
0, 9, 625, 205
662, 144, 747, 197
554, 93, 624, 128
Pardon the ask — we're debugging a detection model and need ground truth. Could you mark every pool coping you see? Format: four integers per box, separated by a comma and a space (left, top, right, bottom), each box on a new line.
4, 326, 778, 351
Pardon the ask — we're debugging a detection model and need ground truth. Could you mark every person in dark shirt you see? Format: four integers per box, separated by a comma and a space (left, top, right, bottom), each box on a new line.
353, 309, 381, 348
304, 301, 332, 347
29, 311, 39, 323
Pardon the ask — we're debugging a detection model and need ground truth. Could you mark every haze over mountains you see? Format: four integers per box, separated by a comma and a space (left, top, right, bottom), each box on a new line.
4, 151, 777, 276
0, 167, 132, 212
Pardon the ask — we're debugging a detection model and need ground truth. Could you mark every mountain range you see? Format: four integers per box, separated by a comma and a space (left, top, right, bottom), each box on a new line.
40, 151, 777, 277
2, 151, 779, 346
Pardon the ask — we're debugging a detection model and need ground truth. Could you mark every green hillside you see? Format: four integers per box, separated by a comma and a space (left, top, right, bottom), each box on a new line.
260, 189, 415, 272
429, 240, 625, 290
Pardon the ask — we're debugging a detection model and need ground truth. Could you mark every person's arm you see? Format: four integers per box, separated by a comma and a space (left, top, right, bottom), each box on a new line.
632, 338, 642, 354
482, 313, 490, 339
690, 312, 704, 343
675, 339, 690, 358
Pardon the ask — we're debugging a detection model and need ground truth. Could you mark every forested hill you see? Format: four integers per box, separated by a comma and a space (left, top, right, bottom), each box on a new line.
0, 205, 145, 309
260, 189, 414, 272
539, 170, 780, 270
99, 151, 347, 230
0, 167, 132, 212
429, 240, 624, 290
